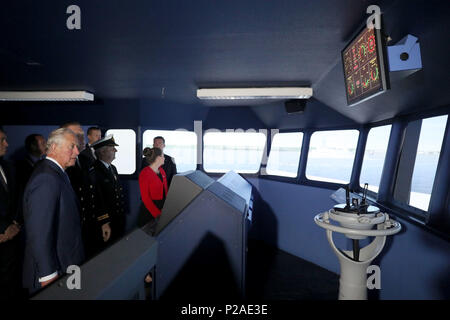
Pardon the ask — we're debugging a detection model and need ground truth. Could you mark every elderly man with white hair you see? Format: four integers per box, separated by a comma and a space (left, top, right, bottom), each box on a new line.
22, 127, 85, 294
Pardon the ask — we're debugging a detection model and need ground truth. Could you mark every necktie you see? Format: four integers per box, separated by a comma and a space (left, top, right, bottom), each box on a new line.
0, 164, 8, 192
91, 147, 97, 160
109, 166, 117, 181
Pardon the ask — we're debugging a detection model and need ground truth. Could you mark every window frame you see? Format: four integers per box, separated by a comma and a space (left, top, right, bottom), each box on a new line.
265, 131, 304, 178
202, 129, 268, 175
358, 123, 393, 197
105, 128, 137, 176
304, 128, 361, 186
142, 128, 198, 174
354, 109, 450, 240
390, 114, 449, 217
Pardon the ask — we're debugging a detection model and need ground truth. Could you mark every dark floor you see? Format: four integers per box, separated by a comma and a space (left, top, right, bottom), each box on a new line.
246, 239, 339, 300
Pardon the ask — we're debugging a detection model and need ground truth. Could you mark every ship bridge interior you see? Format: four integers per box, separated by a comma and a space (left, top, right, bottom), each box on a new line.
0, 0, 449, 302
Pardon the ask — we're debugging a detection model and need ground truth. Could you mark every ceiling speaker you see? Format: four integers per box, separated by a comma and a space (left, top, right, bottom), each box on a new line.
285, 99, 307, 114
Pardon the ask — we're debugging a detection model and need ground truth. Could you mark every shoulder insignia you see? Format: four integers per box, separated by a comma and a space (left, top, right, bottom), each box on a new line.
97, 214, 110, 222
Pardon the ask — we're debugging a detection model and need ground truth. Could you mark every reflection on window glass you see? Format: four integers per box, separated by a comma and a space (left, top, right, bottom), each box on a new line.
203, 131, 266, 173
360, 125, 391, 192
306, 130, 359, 184
409, 115, 448, 211
142, 130, 197, 173
266, 132, 303, 178
105, 129, 136, 175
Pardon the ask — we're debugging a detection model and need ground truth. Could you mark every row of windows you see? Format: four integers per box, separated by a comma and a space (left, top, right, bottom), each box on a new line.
107, 114, 448, 213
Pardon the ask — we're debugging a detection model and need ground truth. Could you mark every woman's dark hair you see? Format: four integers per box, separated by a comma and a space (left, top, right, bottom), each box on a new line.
144, 147, 163, 165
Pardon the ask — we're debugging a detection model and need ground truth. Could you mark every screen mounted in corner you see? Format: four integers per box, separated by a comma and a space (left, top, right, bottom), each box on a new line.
342, 26, 389, 106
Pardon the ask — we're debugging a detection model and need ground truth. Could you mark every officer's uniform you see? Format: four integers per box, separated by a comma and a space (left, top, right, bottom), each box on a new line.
66, 154, 109, 259
91, 136, 126, 244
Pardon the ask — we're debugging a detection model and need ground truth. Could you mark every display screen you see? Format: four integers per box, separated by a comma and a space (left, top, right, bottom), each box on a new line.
342, 26, 388, 106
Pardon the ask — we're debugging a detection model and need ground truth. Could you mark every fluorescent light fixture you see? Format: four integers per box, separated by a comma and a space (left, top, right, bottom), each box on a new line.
197, 87, 313, 100
0, 91, 94, 101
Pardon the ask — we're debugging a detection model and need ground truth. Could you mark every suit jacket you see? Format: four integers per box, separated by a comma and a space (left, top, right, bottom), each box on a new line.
15, 155, 40, 225
79, 144, 96, 168
22, 159, 85, 291
16, 154, 36, 189
139, 167, 168, 218
162, 154, 177, 187
0, 158, 18, 234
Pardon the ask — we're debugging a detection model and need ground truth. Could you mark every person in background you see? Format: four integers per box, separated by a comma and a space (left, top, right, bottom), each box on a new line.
138, 147, 168, 232
22, 128, 84, 294
79, 126, 101, 167
60, 122, 86, 154
153, 136, 177, 187
0, 127, 22, 300
16, 134, 46, 190
60, 122, 102, 258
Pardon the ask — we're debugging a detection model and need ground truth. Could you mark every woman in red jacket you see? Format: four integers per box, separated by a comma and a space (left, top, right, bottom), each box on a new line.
138, 147, 168, 229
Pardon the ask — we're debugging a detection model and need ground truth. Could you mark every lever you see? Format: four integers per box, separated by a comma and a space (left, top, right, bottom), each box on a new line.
352, 239, 360, 262
361, 183, 368, 205
345, 185, 351, 211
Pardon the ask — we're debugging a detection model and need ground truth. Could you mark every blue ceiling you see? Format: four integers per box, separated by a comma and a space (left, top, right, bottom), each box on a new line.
0, 0, 449, 128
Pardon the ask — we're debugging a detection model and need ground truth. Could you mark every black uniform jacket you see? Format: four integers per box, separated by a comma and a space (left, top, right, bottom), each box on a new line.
92, 160, 126, 238
0, 158, 18, 233
162, 154, 177, 187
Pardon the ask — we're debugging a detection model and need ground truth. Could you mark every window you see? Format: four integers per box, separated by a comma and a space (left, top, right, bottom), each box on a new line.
142, 130, 197, 173
360, 125, 392, 192
266, 132, 303, 177
408, 115, 447, 211
105, 129, 136, 175
306, 130, 359, 184
203, 131, 266, 173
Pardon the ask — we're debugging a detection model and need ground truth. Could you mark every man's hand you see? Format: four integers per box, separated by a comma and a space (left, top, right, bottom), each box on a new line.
102, 223, 111, 242
0, 223, 20, 243
4, 223, 20, 240
0, 233, 8, 243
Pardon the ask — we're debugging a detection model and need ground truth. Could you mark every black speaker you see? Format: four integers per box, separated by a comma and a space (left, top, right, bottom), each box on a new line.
285, 99, 307, 114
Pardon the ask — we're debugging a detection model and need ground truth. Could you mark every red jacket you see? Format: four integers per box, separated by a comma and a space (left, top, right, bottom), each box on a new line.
139, 167, 168, 218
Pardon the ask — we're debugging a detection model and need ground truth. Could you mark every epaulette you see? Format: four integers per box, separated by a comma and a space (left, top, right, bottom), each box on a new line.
97, 213, 110, 222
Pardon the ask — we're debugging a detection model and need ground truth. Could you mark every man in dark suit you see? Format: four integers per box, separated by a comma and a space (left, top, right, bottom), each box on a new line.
153, 136, 177, 187
0, 127, 22, 300
79, 126, 101, 168
92, 135, 126, 244
16, 134, 46, 191
22, 128, 85, 294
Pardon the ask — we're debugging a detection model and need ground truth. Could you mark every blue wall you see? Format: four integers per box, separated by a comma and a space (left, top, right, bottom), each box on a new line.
249, 178, 450, 299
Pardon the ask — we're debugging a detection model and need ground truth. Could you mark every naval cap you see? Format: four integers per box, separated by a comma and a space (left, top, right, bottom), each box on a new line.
91, 134, 119, 150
